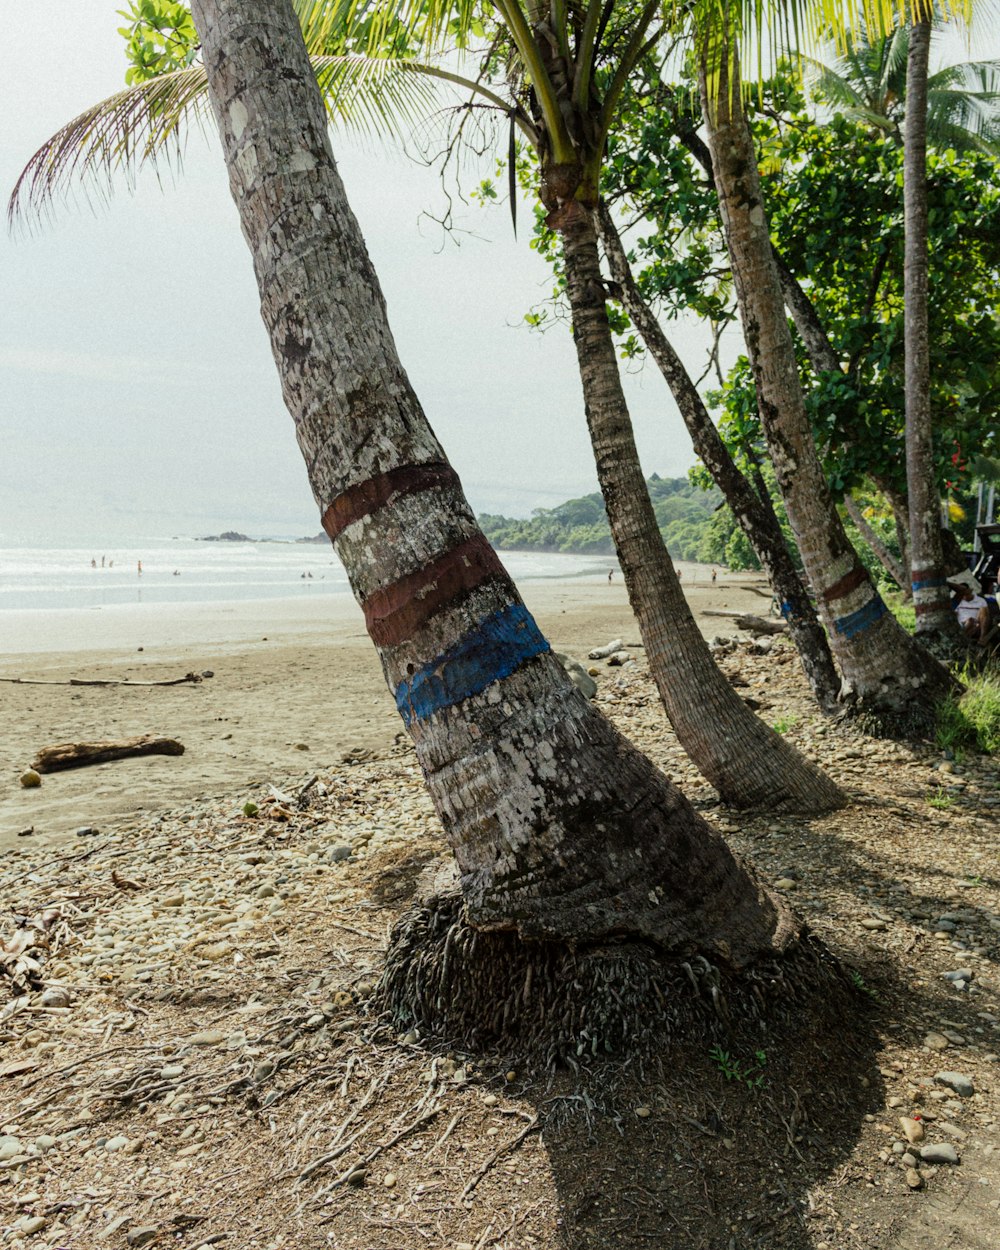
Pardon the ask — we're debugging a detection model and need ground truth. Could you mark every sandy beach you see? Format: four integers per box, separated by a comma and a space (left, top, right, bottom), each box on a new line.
0, 565, 768, 848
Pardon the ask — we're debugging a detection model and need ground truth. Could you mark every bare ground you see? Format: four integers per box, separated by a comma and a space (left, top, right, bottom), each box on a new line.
2, 635, 999, 1250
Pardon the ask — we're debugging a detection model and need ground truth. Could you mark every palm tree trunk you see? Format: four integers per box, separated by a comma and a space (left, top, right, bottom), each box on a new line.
698, 37, 954, 727
904, 19, 962, 643
556, 204, 843, 811
597, 201, 841, 709
675, 125, 844, 378
843, 495, 908, 592
189, 0, 799, 963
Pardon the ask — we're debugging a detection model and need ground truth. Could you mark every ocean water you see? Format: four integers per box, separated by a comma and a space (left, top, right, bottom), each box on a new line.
0, 538, 608, 612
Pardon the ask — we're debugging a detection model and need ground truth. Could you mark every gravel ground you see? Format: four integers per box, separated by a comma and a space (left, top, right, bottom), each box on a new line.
2, 635, 998, 1250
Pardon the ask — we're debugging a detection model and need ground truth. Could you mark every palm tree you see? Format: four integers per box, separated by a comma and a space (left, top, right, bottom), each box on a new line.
597, 203, 841, 708
11, 0, 844, 812
903, 12, 961, 642
180, 0, 809, 1040
808, 13, 998, 643
695, 10, 957, 727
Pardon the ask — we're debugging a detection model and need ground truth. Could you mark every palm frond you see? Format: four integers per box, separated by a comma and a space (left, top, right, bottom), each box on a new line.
8, 65, 211, 228
929, 58, 1000, 99
313, 54, 449, 141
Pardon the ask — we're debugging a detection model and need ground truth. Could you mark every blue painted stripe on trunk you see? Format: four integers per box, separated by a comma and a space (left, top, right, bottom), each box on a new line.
911, 576, 946, 592
395, 603, 550, 725
833, 595, 887, 639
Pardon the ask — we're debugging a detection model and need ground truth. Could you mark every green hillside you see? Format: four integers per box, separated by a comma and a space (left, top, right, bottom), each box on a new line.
478, 475, 725, 561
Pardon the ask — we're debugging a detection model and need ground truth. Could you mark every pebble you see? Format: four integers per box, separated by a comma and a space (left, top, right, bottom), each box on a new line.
944, 969, 974, 983
19, 770, 42, 788
901, 1152, 918, 1167
899, 1117, 924, 1144
935, 1072, 975, 1098
924, 1032, 951, 1051
860, 918, 887, 931
918, 1142, 960, 1165
39, 987, 72, 1008
105, 1135, 131, 1152
904, 1168, 924, 1189
635, 1106, 651, 1118
126, 1228, 160, 1247
187, 1030, 226, 1047
774, 878, 797, 890
17, 1216, 47, 1235
0, 1136, 23, 1161
382, 1173, 397, 1188
33, 1135, 57, 1154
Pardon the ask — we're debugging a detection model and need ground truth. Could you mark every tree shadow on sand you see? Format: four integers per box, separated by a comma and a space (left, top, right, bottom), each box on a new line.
380, 893, 887, 1250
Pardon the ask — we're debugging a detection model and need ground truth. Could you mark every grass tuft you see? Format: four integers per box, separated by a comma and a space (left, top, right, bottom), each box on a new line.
935, 670, 1000, 756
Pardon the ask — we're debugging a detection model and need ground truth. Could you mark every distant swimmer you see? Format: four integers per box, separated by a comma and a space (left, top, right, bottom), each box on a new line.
91, 558, 97, 568
137, 560, 143, 576
711, 567, 718, 583
173, 570, 180, 576
101, 555, 105, 568
608, 569, 614, 582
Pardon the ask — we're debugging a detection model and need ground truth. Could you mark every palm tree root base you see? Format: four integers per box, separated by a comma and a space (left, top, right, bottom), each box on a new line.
837, 691, 943, 740
377, 891, 855, 1068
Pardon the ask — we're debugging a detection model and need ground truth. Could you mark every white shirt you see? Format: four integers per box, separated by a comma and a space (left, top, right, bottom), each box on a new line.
955, 594, 987, 624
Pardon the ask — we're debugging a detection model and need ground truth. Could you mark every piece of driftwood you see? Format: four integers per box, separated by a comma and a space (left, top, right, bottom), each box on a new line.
703, 610, 788, 635
32, 735, 185, 773
1, 672, 202, 688
587, 638, 624, 660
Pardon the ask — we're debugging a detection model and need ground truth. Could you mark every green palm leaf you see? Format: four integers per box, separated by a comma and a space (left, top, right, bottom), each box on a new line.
7, 51, 517, 225
9, 65, 211, 227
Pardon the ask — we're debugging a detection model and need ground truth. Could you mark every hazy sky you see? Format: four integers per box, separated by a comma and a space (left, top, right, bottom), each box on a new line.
1, 2, 724, 543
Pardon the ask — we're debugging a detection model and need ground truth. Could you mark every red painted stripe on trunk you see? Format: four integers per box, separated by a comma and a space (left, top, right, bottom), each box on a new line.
821, 562, 869, 604
321, 462, 459, 540
364, 533, 509, 648
914, 600, 950, 617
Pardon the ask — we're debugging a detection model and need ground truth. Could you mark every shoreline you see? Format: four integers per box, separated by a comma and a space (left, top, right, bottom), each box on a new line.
1, 570, 770, 850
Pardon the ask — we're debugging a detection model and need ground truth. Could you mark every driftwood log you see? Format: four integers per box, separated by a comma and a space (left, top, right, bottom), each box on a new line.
32, 735, 185, 773
703, 611, 788, 636
1, 672, 202, 688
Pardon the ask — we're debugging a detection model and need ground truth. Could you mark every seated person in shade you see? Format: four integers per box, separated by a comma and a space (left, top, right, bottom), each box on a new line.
954, 583, 990, 641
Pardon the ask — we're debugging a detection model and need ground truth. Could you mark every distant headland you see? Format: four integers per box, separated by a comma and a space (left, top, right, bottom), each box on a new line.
196, 531, 328, 544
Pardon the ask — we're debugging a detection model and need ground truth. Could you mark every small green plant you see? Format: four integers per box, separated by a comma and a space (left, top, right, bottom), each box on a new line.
772, 714, 798, 735
242, 800, 259, 817
926, 788, 956, 810
708, 1044, 768, 1091
848, 969, 883, 1003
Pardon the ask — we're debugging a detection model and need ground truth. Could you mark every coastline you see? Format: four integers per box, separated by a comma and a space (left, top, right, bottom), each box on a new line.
1, 568, 769, 849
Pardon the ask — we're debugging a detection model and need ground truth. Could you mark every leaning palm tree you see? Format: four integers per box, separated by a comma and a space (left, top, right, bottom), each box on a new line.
695, 3, 959, 726
177, 0, 835, 1050
11, 0, 844, 812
